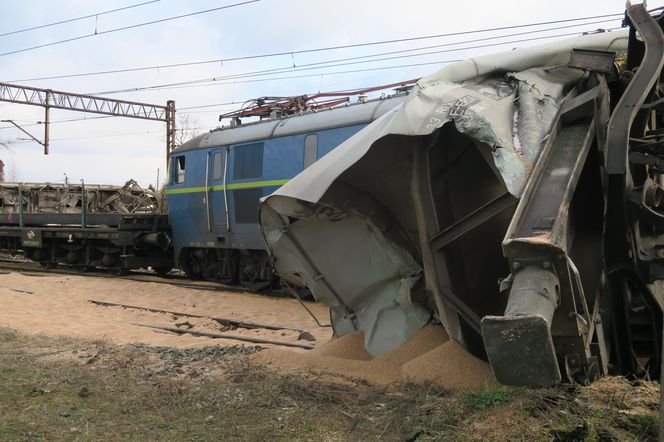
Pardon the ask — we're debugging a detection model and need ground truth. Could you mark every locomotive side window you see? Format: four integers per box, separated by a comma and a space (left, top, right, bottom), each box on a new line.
303, 134, 318, 168
234, 142, 264, 179
212, 151, 223, 180
174, 156, 186, 184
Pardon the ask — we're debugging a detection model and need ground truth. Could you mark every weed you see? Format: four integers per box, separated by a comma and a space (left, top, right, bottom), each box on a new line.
550, 421, 595, 441
626, 413, 659, 440
462, 385, 514, 409
0, 327, 17, 342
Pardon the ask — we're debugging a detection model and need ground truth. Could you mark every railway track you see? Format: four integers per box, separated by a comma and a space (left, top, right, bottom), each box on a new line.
0, 257, 285, 297
0, 256, 330, 350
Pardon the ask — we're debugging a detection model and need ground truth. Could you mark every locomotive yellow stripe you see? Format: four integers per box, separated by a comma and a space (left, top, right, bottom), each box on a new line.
163, 179, 290, 195
224, 179, 290, 190
163, 186, 207, 194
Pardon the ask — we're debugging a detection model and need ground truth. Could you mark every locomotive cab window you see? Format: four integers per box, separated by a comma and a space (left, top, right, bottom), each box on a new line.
212, 151, 223, 180
304, 134, 318, 169
234, 142, 264, 179
173, 156, 186, 184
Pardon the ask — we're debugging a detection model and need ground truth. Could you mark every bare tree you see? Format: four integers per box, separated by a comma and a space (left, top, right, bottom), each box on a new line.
175, 114, 201, 146
5, 158, 18, 182
0, 136, 14, 182
0, 136, 15, 148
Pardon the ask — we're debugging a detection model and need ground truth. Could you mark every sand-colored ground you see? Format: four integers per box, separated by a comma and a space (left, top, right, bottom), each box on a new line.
253, 324, 497, 391
0, 271, 332, 349
0, 270, 496, 390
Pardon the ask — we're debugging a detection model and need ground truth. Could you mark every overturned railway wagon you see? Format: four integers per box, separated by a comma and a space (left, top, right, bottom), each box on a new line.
260, 5, 664, 386
0, 181, 172, 273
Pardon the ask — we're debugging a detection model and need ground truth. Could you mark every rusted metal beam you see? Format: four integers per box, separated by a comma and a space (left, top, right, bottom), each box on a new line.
606, 4, 664, 174
166, 100, 176, 157
604, 3, 664, 377
0, 120, 46, 152
0, 82, 170, 120
0, 81, 176, 155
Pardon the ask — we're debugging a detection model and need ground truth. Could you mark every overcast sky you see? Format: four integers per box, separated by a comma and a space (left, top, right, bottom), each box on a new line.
0, 0, 658, 187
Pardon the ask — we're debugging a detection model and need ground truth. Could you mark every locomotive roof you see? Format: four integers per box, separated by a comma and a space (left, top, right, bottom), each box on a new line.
172, 93, 407, 153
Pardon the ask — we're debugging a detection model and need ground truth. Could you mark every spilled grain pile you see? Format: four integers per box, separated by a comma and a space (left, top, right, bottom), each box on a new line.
251, 324, 496, 390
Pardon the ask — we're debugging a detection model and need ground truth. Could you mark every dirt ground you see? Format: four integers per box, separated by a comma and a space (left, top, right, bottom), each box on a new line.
0, 271, 660, 441
0, 271, 332, 349
0, 271, 496, 391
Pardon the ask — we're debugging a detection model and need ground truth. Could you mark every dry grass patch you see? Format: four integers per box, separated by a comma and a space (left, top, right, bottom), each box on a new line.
0, 327, 659, 441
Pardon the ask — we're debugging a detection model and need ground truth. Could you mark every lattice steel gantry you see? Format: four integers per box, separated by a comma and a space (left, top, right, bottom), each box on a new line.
0, 82, 175, 156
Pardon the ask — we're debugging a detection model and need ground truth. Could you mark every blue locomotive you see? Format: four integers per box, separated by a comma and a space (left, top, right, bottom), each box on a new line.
164, 93, 406, 287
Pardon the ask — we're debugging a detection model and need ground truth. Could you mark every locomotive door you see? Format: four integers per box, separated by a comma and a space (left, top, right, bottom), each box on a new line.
207, 148, 229, 235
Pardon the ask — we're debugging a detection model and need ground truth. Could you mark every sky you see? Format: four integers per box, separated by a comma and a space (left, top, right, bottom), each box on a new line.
0, 0, 659, 188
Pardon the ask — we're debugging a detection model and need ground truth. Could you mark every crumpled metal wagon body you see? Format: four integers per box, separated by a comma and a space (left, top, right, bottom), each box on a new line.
260, 5, 664, 386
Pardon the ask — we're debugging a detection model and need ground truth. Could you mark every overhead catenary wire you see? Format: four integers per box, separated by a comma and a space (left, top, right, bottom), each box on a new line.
0, 0, 260, 58
0, 30, 609, 140
0, 17, 623, 132
92, 25, 621, 95
0, 0, 160, 38
1, 103, 249, 134
153, 60, 457, 92
12, 126, 211, 142
0, 25, 621, 132
179, 27, 621, 90
0, 18, 624, 138
0, 54, 500, 132
4, 77, 416, 135
10, 11, 625, 83
0, 102, 244, 131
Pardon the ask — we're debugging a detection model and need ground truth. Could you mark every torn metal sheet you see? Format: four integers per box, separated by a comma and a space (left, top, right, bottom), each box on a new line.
262, 203, 430, 356
260, 31, 628, 357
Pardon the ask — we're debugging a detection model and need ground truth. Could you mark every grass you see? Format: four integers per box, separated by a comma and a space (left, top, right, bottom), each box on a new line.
0, 327, 659, 441
461, 386, 514, 410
